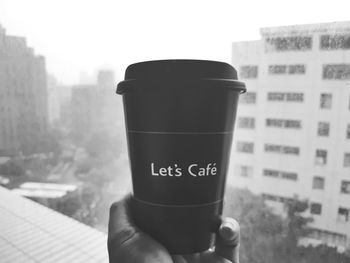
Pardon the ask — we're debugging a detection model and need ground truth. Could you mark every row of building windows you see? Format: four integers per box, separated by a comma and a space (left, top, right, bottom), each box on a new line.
310, 202, 350, 223
239, 64, 350, 80
265, 34, 350, 52
312, 177, 350, 196
263, 168, 298, 181
240, 92, 350, 111
236, 141, 350, 167
240, 92, 304, 104
265, 36, 312, 51
264, 143, 300, 155
236, 142, 300, 155
268, 64, 306, 75
239, 116, 350, 139
267, 92, 304, 102
238, 116, 276, 129
237, 166, 298, 181
237, 166, 350, 195
261, 192, 350, 224
266, 118, 301, 129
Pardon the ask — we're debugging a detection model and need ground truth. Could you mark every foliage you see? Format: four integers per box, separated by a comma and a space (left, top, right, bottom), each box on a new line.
0, 158, 25, 176
223, 187, 350, 263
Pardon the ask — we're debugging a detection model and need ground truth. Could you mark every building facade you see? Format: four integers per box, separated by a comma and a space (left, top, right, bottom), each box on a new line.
70, 70, 123, 140
231, 21, 350, 250
0, 25, 48, 155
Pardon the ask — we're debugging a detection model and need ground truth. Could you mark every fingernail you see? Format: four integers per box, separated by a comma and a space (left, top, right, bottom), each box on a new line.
219, 218, 239, 241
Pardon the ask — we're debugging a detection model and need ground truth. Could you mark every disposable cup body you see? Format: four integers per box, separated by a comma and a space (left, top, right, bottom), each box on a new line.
117, 60, 246, 254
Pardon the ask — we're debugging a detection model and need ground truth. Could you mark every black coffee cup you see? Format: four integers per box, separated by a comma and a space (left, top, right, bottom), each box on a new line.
117, 60, 246, 254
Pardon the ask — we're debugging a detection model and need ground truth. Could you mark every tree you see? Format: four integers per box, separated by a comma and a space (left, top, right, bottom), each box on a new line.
223, 187, 350, 263
224, 187, 285, 263
0, 158, 25, 176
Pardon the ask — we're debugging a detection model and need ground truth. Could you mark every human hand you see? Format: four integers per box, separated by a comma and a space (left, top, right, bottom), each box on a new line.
108, 196, 240, 263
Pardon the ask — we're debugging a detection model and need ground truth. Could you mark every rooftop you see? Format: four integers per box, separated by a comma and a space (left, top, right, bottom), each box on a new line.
260, 21, 350, 37
0, 186, 108, 262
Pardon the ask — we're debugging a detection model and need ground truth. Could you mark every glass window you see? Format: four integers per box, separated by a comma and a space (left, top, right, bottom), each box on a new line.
312, 176, 325, 190
315, 149, 327, 165
320, 93, 332, 109
264, 144, 299, 155
236, 165, 253, 177
288, 64, 306, 74
239, 92, 256, 104
236, 141, 254, 153
267, 92, 304, 102
263, 169, 279, 178
267, 92, 285, 101
340, 180, 350, 194
282, 146, 300, 155
344, 153, 350, 167
266, 118, 284, 127
286, 93, 304, 102
337, 207, 350, 222
320, 34, 350, 50
285, 120, 301, 128
266, 36, 312, 51
323, 64, 350, 80
238, 117, 255, 129
310, 203, 322, 215
239, 65, 258, 79
281, 172, 298, 181
317, 122, 330, 137
264, 144, 281, 153
268, 65, 287, 74
266, 118, 301, 129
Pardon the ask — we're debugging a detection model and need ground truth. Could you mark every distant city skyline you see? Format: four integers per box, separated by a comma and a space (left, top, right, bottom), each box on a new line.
1, 0, 350, 84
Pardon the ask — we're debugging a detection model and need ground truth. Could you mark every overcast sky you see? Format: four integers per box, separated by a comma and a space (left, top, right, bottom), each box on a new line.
1, 0, 349, 84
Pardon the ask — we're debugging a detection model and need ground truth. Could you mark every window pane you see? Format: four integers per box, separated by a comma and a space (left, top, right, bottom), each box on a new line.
337, 207, 350, 222
266, 36, 312, 51
320, 34, 350, 50
323, 64, 350, 80
264, 144, 299, 155
320, 93, 332, 109
344, 153, 350, 167
312, 176, 325, 190
340, 180, 350, 194
315, 150, 327, 165
269, 65, 287, 74
240, 92, 256, 104
239, 65, 258, 79
236, 141, 254, 153
310, 203, 322, 215
288, 64, 306, 74
317, 122, 330, 136
235, 165, 253, 177
238, 117, 255, 129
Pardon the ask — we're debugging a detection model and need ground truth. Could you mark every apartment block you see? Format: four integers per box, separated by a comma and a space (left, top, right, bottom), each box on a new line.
231, 21, 350, 250
0, 25, 48, 155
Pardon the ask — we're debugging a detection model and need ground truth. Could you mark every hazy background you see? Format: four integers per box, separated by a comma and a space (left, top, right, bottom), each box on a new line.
1, 1, 350, 262
1, 0, 349, 84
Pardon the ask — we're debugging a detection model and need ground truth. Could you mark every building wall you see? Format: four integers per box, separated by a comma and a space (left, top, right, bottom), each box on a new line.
230, 22, 350, 249
0, 26, 48, 155
70, 70, 123, 141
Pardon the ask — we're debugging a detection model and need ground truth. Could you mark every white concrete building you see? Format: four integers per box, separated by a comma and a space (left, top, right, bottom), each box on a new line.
230, 21, 350, 250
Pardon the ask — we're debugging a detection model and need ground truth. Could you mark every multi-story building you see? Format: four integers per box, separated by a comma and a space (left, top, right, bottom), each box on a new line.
0, 25, 48, 155
71, 70, 123, 140
230, 21, 350, 250
47, 75, 72, 125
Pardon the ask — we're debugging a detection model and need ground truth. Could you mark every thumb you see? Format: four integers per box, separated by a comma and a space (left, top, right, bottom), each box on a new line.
214, 217, 240, 263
